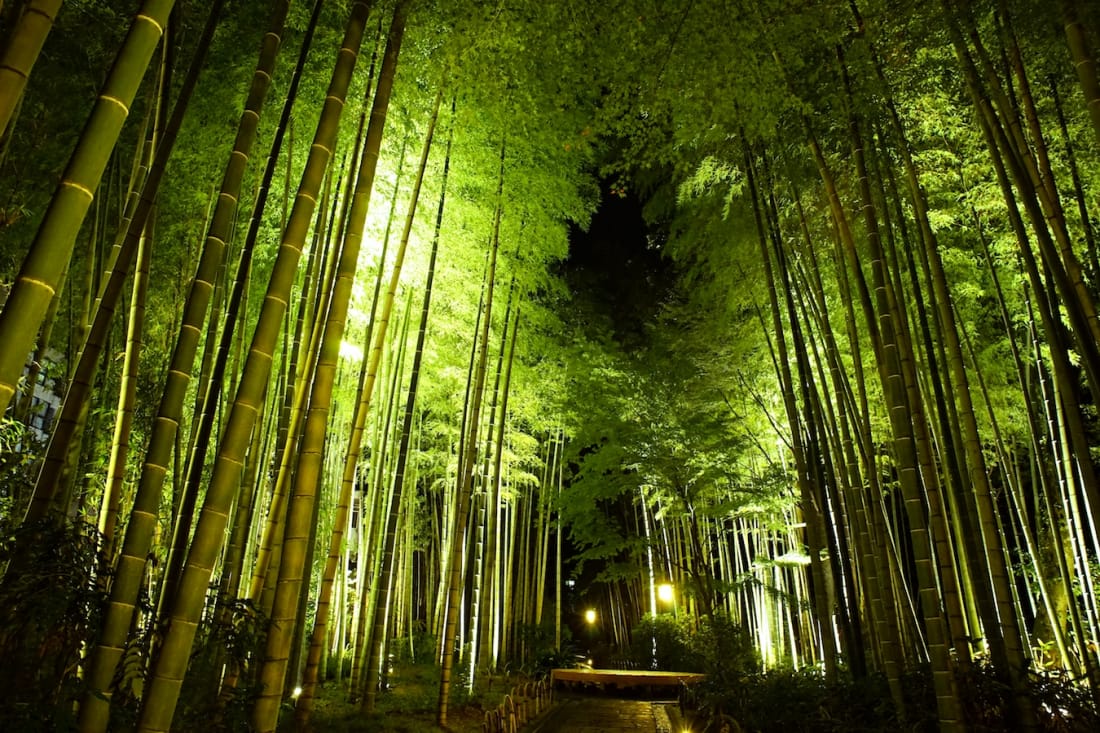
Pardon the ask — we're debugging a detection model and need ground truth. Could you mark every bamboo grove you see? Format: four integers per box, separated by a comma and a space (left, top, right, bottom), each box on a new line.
1, 0, 1100, 731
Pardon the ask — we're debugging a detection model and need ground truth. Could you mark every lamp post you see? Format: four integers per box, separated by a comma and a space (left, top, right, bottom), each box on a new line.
583, 608, 597, 667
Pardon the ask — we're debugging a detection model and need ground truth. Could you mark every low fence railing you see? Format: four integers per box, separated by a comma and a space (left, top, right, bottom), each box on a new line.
482, 677, 553, 733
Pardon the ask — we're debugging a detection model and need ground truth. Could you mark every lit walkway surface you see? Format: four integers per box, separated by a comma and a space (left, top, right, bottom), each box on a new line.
531, 698, 680, 733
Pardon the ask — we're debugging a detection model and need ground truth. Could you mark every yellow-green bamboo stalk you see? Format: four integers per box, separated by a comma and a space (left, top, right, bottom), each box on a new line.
135, 5, 372, 731
97, 215, 152, 555
246, 173, 338, 607
360, 89, 446, 714
97, 28, 172, 561
24, 31, 155, 522
77, 4, 294, 727
0, 0, 173, 417
1059, 0, 1100, 144
438, 141, 505, 725
251, 5, 410, 729
0, 0, 62, 138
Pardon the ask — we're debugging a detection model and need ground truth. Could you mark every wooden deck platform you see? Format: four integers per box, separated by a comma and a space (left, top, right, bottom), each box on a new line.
550, 668, 705, 690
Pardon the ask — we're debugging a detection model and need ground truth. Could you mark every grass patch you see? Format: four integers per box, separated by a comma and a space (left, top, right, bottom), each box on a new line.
289, 660, 538, 732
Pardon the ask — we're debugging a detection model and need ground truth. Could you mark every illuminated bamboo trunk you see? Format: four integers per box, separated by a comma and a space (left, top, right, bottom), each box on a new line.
437, 139, 505, 727
27, 2, 219, 522
1049, 79, 1100, 281
248, 176, 340, 615
946, 4, 1100, 410
744, 148, 838, 682
0, 0, 62, 137
360, 94, 448, 713
791, 201, 899, 681
136, 5, 373, 729
349, 385, 393, 699
977, 94, 1100, 691
0, 0, 174, 416
803, 97, 964, 723
297, 192, 395, 715
78, 2, 299, 723
1058, 0, 1100, 144
487, 306, 520, 667
974, 209, 1092, 684
355, 297, 409, 685
251, 5, 408, 728
471, 282, 516, 677
783, 246, 867, 675
98, 36, 169, 558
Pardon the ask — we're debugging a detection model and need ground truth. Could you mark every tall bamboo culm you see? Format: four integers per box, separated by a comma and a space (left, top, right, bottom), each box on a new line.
134, 4, 373, 730
0, 0, 174, 417
252, 3, 410, 729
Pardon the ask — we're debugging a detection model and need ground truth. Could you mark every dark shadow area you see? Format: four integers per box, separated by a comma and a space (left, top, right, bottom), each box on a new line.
561, 185, 675, 352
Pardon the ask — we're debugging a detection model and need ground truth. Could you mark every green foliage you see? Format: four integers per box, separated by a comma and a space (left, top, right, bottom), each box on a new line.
955, 663, 1100, 732
682, 661, 1100, 732
531, 644, 579, 679
303, 659, 492, 732
689, 612, 760, 682
174, 596, 268, 733
390, 627, 437, 665
0, 522, 107, 732
623, 612, 758, 681
627, 613, 696, 671
105, 593, 268, 733
0, 418, 43, 518
686, 667, 909, 733
516, 618, 577, 677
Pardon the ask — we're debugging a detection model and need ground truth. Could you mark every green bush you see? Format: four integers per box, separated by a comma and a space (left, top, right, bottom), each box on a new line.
682, 659, 1100, 732
627, 613, 697, 671
0, 521, 107, 732
389, 626, 437, 664
532, 641, 581, 677
683, 667, 907, 732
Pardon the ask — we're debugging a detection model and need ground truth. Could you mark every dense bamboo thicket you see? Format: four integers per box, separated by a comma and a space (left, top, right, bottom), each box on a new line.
2, 1, 1100, 731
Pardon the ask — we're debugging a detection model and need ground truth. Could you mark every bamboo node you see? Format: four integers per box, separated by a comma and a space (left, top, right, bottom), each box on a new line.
17, 275, 57, 296
134, 12, 165, 35
99, 94, 131, 115
0, 63, 29, 80
60, 179, 95, 200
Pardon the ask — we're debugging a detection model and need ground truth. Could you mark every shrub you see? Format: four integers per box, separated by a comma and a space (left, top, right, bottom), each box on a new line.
0, 521, 106, 732
627, 613, 696, 671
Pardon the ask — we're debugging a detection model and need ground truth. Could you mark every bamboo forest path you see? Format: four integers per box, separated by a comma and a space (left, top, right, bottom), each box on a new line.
530, 697, 682, 733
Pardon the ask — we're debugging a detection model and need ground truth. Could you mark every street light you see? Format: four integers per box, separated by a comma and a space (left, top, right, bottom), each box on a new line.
584, 608, 597, 625
657, 583, 674, 604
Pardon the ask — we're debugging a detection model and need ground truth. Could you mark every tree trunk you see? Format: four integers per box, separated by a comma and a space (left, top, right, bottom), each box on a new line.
438, 138, 505, 727
25, 0, 219, 524
252, 4, 409, 729
0, 0, 174, 416
360, 92, 449, 716
136, 5, 372, 730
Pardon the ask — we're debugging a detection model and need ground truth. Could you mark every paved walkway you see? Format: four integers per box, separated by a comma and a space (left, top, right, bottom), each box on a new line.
532, 697, 679, 733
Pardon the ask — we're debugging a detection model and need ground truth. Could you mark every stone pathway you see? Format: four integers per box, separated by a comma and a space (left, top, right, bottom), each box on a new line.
532, 697, 679, 733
